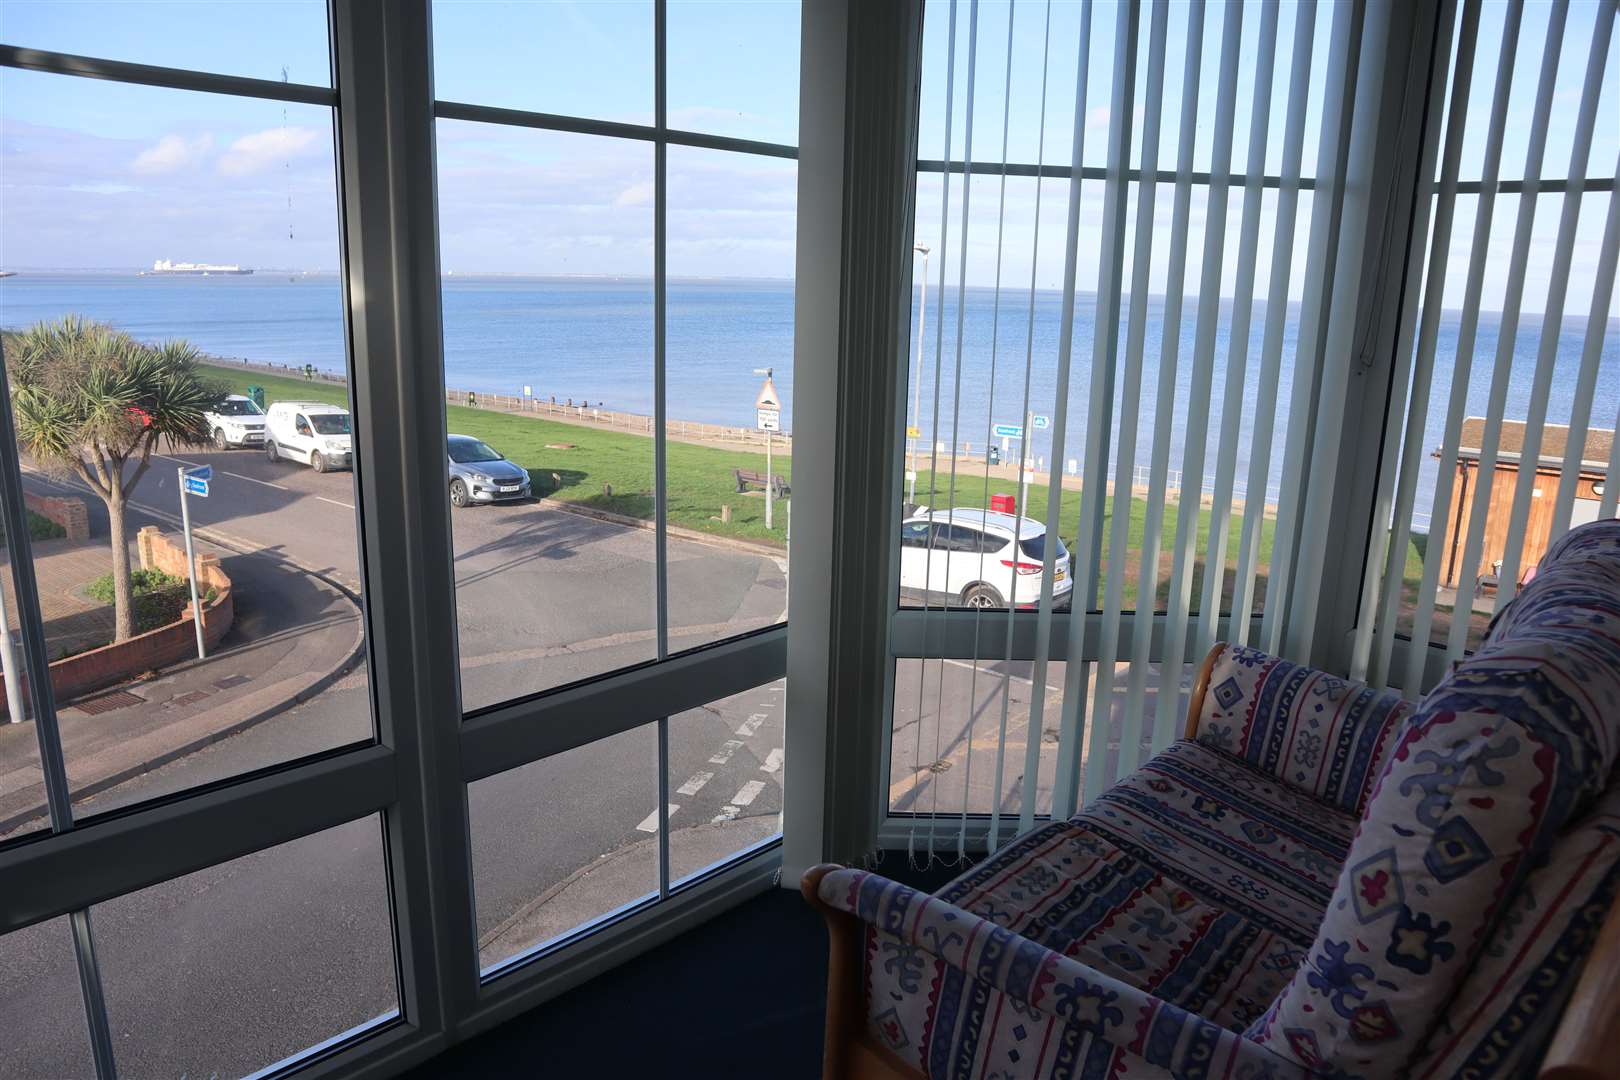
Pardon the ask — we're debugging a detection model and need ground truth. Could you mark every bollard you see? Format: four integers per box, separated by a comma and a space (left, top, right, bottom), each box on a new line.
721, 504, 732, 524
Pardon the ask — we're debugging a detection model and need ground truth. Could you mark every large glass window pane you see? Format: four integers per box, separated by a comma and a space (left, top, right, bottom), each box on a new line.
0, 1, 331, 86
0, 917, 95, 1078
665, 146, 794, 653
666, 677, 784, 885
435, 121, 656, 711
666, 0, 800, 144
91, 817, 398, 1078
470, 724, 659, 974
0, 71, 372, 828
431, 0, 653, 125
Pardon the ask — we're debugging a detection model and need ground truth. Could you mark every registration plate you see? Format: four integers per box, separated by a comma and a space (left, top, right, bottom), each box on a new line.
499, 484, 520, 493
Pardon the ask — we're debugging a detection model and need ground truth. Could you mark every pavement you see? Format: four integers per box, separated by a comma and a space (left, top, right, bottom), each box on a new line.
4, 535, 116, 660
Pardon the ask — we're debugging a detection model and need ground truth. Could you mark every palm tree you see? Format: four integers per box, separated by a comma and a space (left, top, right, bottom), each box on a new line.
8, 317, 225, 641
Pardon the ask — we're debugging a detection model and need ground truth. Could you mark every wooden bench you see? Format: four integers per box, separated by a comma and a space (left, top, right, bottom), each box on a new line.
733, 468, 790, 499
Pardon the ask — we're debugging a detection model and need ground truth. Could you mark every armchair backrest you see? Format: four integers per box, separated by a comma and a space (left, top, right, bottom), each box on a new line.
1249, 519, 1620, 1077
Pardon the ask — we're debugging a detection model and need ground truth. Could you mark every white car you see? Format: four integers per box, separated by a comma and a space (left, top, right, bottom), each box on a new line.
899, 508, 1072, 609
265, 401, 353, 473
204, 394, 268, 449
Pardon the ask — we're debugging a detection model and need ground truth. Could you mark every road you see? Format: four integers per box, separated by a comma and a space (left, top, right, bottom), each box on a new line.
0, 446, 1047, 1078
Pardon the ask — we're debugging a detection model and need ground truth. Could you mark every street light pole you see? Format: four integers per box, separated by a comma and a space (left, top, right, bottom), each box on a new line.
910, 242, 930, 506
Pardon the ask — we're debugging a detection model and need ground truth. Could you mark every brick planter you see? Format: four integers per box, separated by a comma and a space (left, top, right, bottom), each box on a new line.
0, 527, 233, 716
22, 491, 90, 541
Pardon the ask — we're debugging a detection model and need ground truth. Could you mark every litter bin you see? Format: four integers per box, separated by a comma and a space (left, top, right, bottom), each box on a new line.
988, 446, 1001, 466
246, 385, 266, 410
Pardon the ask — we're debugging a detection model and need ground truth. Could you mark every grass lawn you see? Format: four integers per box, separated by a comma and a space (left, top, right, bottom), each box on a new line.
204, 363, 1424, 597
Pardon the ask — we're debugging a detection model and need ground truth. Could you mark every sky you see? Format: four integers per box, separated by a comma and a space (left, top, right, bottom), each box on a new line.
0, 0, 1616, 315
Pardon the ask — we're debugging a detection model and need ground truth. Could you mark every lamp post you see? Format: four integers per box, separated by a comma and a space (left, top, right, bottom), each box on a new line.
910, 242, 930, 506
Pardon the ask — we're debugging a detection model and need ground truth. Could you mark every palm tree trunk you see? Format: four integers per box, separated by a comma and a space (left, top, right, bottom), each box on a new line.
107, 489, 135, 642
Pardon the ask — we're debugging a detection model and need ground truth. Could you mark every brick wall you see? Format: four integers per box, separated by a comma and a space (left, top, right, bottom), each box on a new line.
0, 527, 233, 716
22, 492, 89, 541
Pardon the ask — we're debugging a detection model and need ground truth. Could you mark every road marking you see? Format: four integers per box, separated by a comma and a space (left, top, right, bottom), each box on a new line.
761, 748, 784, 775
708, 739, 743, 765
635, 804, 678, 833
731, 780, 766, 807
317, 496, 355, 510
712, 806, 738, 823
943, 656, 1062, 694
676, 771, 713, 797
222, 470, 288, 490
736, 713, 767, 737
156, 453, 205, 469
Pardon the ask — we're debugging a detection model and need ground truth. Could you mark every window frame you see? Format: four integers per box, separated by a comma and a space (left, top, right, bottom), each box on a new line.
0, 2, 798, 1077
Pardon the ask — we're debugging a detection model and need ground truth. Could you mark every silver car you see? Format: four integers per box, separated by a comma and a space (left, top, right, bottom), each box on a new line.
448, 434, 531, 507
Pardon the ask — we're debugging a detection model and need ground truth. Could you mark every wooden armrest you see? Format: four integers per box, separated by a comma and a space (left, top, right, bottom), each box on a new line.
802, 865, 924, 1080
1184, 642, 1228, 741
1539, 888, 1620, 1078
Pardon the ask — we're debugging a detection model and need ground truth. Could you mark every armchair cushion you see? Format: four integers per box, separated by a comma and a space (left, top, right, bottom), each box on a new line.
819, 866, 1309, 1079
1191, 644, 1413, 816
926, 740, 1358, 1034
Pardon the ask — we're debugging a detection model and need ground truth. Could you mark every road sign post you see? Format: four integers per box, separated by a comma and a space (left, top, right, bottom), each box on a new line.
177, 465, 210, 660
754, 369, 781, 531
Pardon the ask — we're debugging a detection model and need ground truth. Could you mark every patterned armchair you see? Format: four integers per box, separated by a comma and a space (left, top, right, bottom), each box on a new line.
805, 519, 1620, 1079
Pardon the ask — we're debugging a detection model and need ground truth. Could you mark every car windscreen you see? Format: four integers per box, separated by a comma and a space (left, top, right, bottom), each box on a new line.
448, 439, 503, 463
1019, 533, 1067, 561
215, 399, 263, 416
309, 413, 351, 435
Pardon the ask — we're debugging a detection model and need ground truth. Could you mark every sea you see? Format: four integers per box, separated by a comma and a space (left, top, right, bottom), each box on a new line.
2, 270, 1616, 536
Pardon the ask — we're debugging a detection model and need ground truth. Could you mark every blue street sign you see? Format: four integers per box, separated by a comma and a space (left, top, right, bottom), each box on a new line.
1031, 414, 1051, 430
183, 476, 209, 497
992, 423, 1024, 439
185, 464, 212, 482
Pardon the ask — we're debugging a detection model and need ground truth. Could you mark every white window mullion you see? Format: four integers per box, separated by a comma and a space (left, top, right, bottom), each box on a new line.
1194, 0, 1280, 669
1491, 0, 1613, 604
1230, 0, 1317, 648
1151, 0, 1243, 750
1444, 0, 1569, 663
1088, 0, 1170, 792
1400, 0, 1524, 694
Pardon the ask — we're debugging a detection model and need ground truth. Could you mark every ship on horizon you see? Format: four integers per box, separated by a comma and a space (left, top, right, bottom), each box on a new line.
141, 259, 253, 276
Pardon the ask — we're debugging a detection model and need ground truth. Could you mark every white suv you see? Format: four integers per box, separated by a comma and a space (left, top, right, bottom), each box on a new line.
265, 401, 353, 472
205, 394, 268, 449
899, 509, 1072, 609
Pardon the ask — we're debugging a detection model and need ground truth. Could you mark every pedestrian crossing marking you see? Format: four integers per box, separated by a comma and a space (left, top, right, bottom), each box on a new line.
709, 739, 743, 765
761, 749, 784, 775
736, 713, 767, 737
635, 804, 678, 833
731, 780, 766, 807
676, 771, 713, 796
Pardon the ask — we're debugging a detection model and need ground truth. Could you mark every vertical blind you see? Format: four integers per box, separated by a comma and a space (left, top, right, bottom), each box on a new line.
895, 0, 1376, 860
1354, 0, 1620, 694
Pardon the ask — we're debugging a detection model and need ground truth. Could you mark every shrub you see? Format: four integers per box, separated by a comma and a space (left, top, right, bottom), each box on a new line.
86, 569, 191, 632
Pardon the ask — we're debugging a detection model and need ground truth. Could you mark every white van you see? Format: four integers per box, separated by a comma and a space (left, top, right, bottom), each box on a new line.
899, 508, 1072, 609
265, 401, 353, 473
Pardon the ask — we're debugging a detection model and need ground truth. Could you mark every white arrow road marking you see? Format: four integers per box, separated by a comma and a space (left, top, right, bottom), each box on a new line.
676, 771, 713, 797
761, 749, 784, 775
731, 780, 766, 807
635, 804, 678, 833
736, 713, 767, 737
709, 739, 743, 765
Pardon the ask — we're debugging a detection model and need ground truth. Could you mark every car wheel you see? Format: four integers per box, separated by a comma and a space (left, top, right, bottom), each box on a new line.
311, 451, 326, 474
213, 427, 229, 451
449, 479, 470, 508
266, 440, 279, 462
961, 584, 1004, 609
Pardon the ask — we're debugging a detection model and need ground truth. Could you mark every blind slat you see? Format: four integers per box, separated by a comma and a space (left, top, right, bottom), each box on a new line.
1491, 0, 1613, 604
1023, 0, 1108, 829
1194, 0, 1281, 671
1230, 0, 1319, 647
1444, 0, 1569, 664
1049, 0, 1137, 821
1089, 0, 1171, 789
1151, 0, 1244, 750
1119, 0, 1209, 765
1366, 0, 1481, 690
1401, 0, 1525, 695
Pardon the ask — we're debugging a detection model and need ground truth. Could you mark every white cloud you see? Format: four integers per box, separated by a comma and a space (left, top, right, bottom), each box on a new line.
131, 133, 212, 175
614, 180, 655, 207
216, 126, 323, 177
